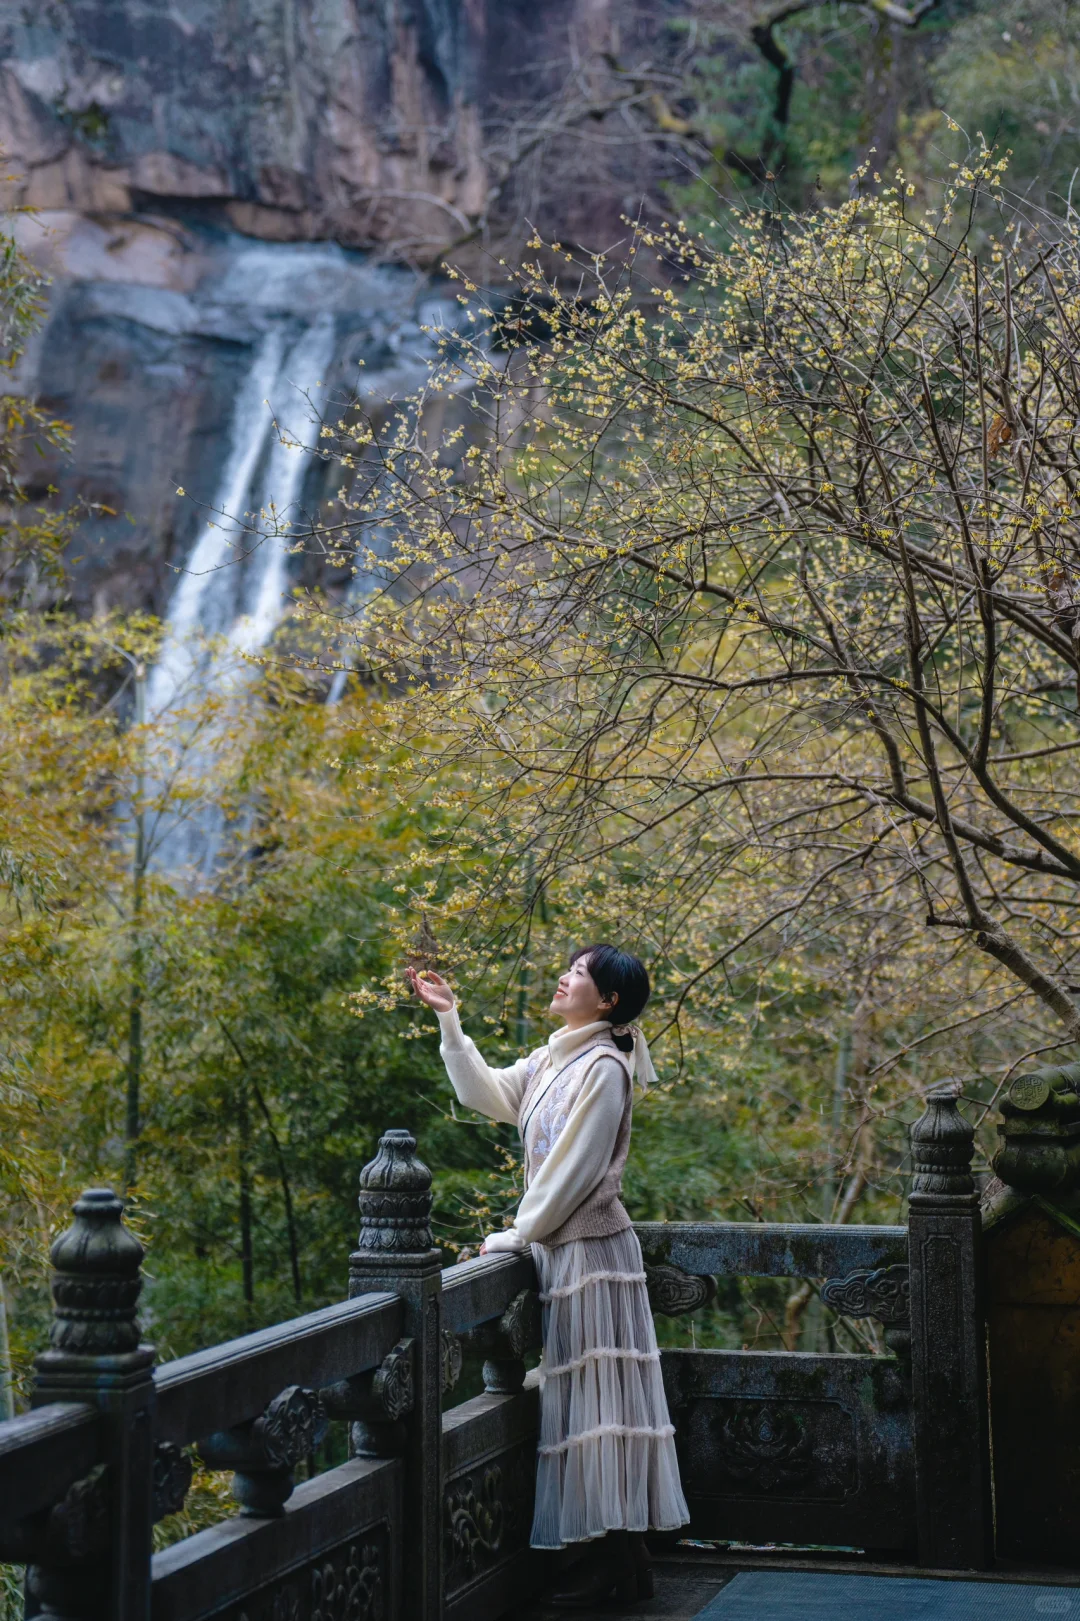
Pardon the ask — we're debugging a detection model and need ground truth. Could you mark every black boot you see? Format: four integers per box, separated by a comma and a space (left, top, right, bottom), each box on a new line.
548, 1532, 639, 1609
629, 1534, 654, 1599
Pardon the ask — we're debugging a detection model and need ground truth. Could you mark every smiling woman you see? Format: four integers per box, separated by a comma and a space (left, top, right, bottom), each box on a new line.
555, 946, 647, 1038
408, 947, 688, 1608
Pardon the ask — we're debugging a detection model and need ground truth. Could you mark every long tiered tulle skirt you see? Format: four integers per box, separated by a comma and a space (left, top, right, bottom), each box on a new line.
529, 1227, 690, 1549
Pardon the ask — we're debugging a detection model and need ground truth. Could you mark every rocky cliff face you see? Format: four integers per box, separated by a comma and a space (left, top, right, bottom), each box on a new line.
0, 0, 671, 620
0, 0, 632, 259
17, 229, 460, 618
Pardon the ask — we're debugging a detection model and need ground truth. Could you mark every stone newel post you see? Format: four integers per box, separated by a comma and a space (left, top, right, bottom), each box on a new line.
907, 1086, 991, 1569
30, 1189, 155, 1621
349, 1129, 444, 1621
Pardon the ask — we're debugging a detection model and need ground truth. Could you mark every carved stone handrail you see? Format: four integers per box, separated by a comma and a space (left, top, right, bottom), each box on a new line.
154, 1291, 403, 1446
0, 1113, 1004, 1616
0, 1403, 100, 1528
440, 1251, 538, 1336
634, 1220, 907, 1278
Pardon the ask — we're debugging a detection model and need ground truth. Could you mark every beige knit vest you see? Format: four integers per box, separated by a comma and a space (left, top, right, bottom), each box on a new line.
517, 1039, 634, 1248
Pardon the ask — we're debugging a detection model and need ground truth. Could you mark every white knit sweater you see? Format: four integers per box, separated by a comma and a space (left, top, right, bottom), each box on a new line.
436, 1005, 630, 1252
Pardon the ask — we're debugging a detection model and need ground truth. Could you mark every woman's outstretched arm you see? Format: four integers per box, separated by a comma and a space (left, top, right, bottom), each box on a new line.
484, 1056, 630, 1252
408, 968, 531, 1125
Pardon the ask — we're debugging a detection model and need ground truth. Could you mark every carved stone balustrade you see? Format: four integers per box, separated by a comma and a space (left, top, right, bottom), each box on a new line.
634, 1219, 908, 1278
0, 1103, 1035, 1619
153, 1291, 402, 1450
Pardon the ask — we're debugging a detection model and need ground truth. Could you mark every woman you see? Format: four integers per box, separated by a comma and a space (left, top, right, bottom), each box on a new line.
407, 944, 689, 1608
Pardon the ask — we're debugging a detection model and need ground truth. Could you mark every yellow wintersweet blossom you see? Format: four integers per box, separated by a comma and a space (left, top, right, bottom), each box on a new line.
298, 147, 1080, 1127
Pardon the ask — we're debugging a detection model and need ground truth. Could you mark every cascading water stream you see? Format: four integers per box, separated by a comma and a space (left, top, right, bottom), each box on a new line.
228, 316, 336, 658
145, 316, 336, 879
136, 239, 475, 880
145, 330, 286, 721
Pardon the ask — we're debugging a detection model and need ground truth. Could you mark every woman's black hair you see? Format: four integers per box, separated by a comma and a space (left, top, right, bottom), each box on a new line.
570, 943, 650, 1052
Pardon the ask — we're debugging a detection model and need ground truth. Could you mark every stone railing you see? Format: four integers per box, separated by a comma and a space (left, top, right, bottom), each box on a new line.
0, 1128, 544, 1621
6, 1083, 1075, 1616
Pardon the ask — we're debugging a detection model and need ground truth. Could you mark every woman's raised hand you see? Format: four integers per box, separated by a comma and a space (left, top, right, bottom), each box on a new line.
406, 966, 455, 1013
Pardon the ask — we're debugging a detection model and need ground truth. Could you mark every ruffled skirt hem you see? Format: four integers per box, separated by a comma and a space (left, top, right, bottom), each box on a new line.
529, 1228, 690, 1549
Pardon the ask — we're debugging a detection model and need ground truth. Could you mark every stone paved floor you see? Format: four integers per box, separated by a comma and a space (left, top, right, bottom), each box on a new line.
518, 1558, 733, 1620
513, 1554, 1080, 1619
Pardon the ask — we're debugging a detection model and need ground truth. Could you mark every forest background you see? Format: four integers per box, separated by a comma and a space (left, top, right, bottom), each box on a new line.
3, 0, 1080, 1467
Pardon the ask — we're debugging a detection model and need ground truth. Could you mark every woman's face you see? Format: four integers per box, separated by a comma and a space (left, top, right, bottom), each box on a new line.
549, 954, 614, 1028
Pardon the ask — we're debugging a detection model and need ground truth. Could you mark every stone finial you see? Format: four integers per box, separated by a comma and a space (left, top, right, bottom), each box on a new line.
356, 1129, 434, 1254
992, 1062, 1080, 1195
910, 1083, 976, 1204
47, 1188, 145, 1355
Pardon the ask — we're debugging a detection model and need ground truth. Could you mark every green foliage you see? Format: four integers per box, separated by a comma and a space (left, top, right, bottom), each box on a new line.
932, 0, 1080, 208
671, 0, 1080, 222
0, 1563, 21, 1621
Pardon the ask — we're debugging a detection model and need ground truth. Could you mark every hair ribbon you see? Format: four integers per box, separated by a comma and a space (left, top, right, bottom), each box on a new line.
611, 1022, 660, 1093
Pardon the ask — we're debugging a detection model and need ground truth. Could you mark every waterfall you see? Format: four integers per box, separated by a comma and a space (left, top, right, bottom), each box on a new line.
145, 330, 286, 720
145, 316, 336, 878
227, 316, 336, 658
137, 235, 472, 877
